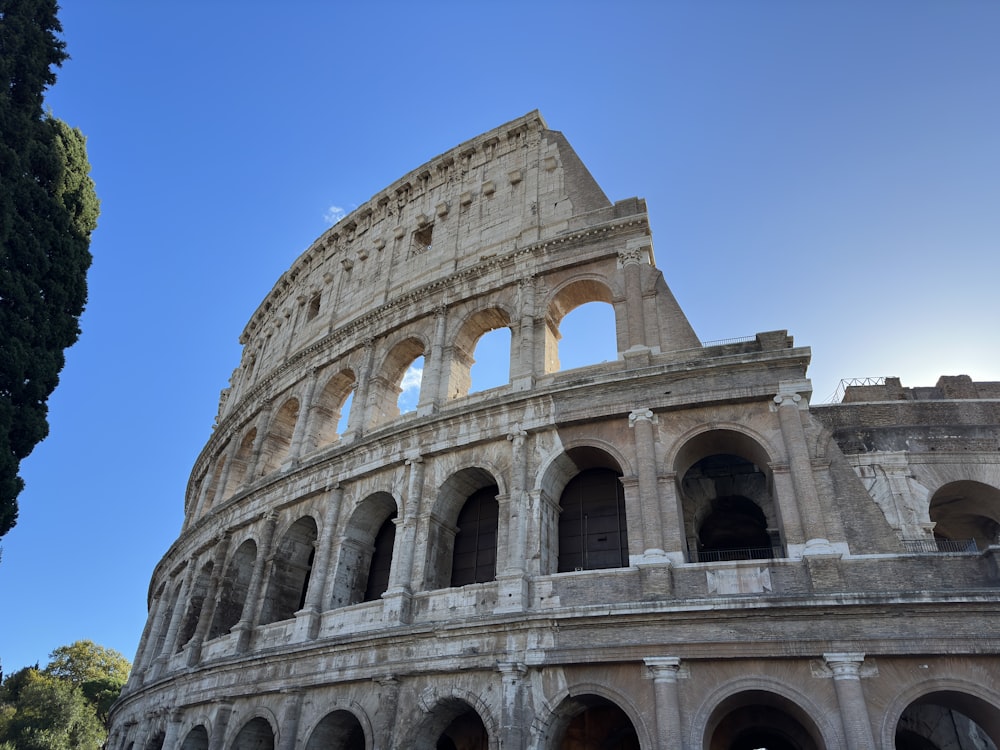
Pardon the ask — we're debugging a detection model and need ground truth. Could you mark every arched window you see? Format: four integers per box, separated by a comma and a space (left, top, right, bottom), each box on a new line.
929, 480, 1000, 551
179, 726, 209, 750
260, 517, 318, 624
705, 691, 824, 750
371, 337, 425, 428
448, 307, 513, 399
363, 514, 396, 602
231, 718, 274, 750
895, 691, 1000, 750
544, 279, 618, 374
209, 539, 256, 639
222, 429, 256, 498
451, 486, 499, 587
308, 370, 356, 450
258, 398, 300, 476
558, 468, 628, 572
550, 695, 639, 750
330, 493, 398, 608
305, 710, 366, 750
176, 560, 213, 651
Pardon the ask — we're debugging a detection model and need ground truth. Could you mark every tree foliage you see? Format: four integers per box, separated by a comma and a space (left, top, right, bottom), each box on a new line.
0, 641, 129, 749
0, 0, 99, 537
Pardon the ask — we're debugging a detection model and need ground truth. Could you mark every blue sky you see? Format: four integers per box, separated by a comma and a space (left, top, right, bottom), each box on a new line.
1, 1, 998, 674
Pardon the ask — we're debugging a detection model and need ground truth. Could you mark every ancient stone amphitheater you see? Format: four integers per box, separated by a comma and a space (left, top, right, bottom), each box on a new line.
109, 112, 1000, 750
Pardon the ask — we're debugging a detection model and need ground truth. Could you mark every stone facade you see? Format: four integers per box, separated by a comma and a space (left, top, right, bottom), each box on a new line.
108, 112, 1000, 750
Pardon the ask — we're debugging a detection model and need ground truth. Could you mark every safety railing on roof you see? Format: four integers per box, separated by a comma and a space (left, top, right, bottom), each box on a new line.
700, 334, 757, 348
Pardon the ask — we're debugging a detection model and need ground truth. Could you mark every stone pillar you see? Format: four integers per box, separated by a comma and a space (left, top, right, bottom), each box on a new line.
285, 369, 320, 466
134, 585, 167, 675
385, 455, 423, 622
773, 384, 832, 554
645, 657, 685, 750
213, 439, 240, 505
512, 275, 536, 391
497, 661, 528, 750
620, 241, 649, 351
191, 460, 220, 524
300, 482, 343, 638
375, 676, 400, 750
162, 709, 184, 749
153, 564, 194, 674
420, 305, 448, 414
208, 702, 233, 750
824, 653, 876, 750
630, 408, 665, 557
345, 338, 375, 440
243, 402, 274, 487
497, 426, 530, 611
277, 691, 304, 750
658, 473, 686, 565
186, 534, 231, 665
233, 512, 278, 653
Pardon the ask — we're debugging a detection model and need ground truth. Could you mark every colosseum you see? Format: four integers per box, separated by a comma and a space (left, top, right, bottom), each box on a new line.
108, 111, 1000, 750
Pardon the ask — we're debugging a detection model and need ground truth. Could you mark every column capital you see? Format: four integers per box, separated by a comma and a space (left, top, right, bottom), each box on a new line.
404, 453, 424, 467
644, 656, 684, 681
496, 661, 528, 679
629, 408, 656, 426
823, 652, 867, 679
507, 423, 528, 444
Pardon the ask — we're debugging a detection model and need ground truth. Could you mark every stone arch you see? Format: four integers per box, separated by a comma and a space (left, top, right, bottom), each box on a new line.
531, 683, 648, 750
671, 427, 783, 563
369, 335, 427, 428
179, 725, 210, 750
149, 579, 182, 663
542, 276, 618, 374
309, 368, 357, 450
447, 306, 514, 399
928, 480, 1000, 550
303, 708, 368, 750
882, 678, 1000, 750
176, 558, 214, 652
223, 428, 257, 498
408, 689, 499, 750
536, 445, 629, 575
209, 538, 257, 639
228, 714, 277, 750
690, 678, 841, 750
201, 454, 227, 516
425, 466, 502, 590
330, 492, 399, 608
259, 397, 300, 476
144, 726, 166, 750
260, 515, 319, 625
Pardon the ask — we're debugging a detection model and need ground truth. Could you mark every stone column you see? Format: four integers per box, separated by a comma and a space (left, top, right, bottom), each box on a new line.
824, 653, 876, 750
385, 455, 423, 623
134, 585, 167, 675
496, 426, 529, 611
208, 702, 233, 750
497, 662, 528, 750
234, 512, 278, 653
153, 564, 194, 674
420, 305, 448, 414
658, 473, 686, 565
344, 338, 375, 440
620, 241, 649, 351
773, 384, 831, 554
162, 708, 184, 749
243, 402, 274, 487
512, 275, 536, 391
630, 408, 665, 557
375, 676, 400, 750
300, 482, 343, 639
645, 657, 685, 750
186, 534, 232, 665
285, 368, 320, 466
277, 690, 304, 750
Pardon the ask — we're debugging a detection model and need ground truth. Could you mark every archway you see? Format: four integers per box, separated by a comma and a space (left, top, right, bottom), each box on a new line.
305, 709, 366, 750
180, 725, 209, 750
230, 717, 275, 750
550, 694, 639, 750
260, 516, 318, 624
895, 691, 1000, 750
704, 691, 824, 750
929, 481, 1000, 551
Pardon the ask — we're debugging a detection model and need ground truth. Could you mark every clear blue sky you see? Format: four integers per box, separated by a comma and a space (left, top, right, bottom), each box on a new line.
2, 1, 998, 674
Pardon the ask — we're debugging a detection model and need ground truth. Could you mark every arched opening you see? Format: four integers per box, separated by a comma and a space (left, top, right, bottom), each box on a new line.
176, 560, 214, 651
200, 455, 226, 516
209, 539, 256, 639
230, 717, 275, 750
895, 691, 1000, 750
544, 280, 617, 374
305, 710, 366, 750
550, 694, 639, 750
705, 691, 824, 750
451, 485, 500, 587
223, 429, 256, 498
929, 481, 1000, 551
145, 729, 165, 750
330, 492, 398, 608
371, 337, 425, 427
310, 370, 357, 450
558, 459, 628, 573
449, 307, 513, 398
259, 398, 300, 476
260, 516, 318, 624
674, 431, 781, 563
180, 725, 209, 750
410, 698, 490, 750
425, 467, 501, 590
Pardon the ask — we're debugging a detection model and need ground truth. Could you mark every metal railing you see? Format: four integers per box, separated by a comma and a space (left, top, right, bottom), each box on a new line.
690, 546, 780, 563
902, 539, 978, 554
700, 334, 757, 348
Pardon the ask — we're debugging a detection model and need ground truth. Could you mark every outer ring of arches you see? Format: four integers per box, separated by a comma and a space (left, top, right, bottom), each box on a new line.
686, 673, 842, 750
878, 674, 1000, 750
222, 706, 280, 750
176, 715, 214, 748
664, 420, 782, 480
527, 679, 652, 750
408, 685, 502, 750
534, 436, 635, 497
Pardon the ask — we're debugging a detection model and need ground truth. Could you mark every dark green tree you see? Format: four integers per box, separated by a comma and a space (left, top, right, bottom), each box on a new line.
0, 668, 105, 750
0, 0, 99, 537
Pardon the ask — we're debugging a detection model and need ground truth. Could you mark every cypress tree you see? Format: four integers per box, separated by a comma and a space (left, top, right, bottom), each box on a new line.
0, 0, 99, 537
